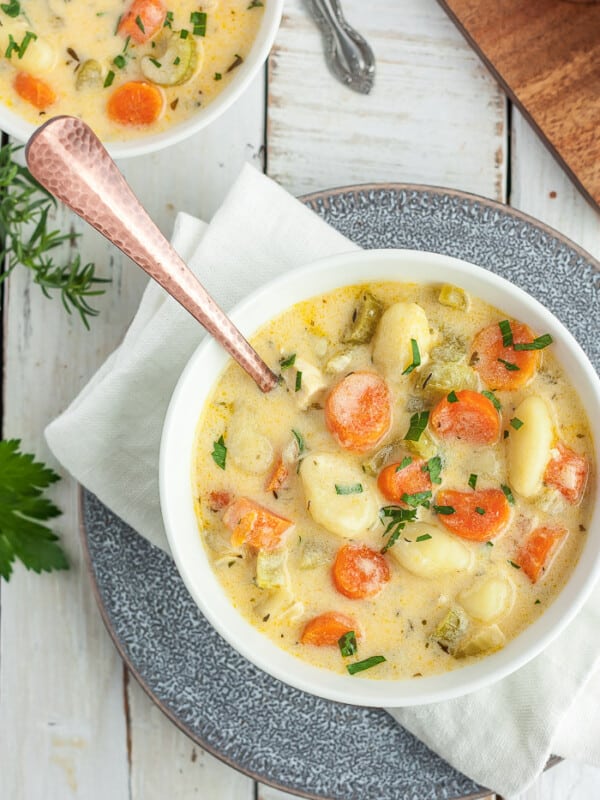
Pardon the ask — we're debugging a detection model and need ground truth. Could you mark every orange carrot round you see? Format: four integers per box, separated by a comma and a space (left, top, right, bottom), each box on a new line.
430, 389, 500, 445
300, 612, 359, 646
265, 455, 289, 494
332, 543, 390, 599
544, 442, 588, 504
14, 72, 56, 109
470, 321, 540, 390
325, 371, 392, 453
118, 0, 166, 44
435, 488, 510, 541
222, 497, 293, 550
377, 458, 432, 505
516, 525, 567, 582
107, 81, 163, 126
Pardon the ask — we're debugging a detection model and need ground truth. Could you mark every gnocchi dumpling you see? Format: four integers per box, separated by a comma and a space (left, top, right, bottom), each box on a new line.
227, 411, 273, 475
458, 573, 515, 623
508, 396, 554, 497
372, 302, 432, 382
389, 523, 473, 578
299, 452, 379, 537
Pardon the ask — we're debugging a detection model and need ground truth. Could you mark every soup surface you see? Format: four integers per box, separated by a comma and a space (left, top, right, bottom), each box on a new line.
0, 0, 263, 139
194, 281, 594, 680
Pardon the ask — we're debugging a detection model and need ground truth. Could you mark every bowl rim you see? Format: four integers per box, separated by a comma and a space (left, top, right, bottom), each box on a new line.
1, 0, 284, 159
159, 247, 600, 707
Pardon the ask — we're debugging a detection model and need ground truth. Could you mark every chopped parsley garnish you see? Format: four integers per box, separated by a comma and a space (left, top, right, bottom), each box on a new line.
248, 0, 264, 6
211, 435, 227, 470
173, 56, 181, 65
513, 334, 553, 351
295, 371, 303, 392
163, 10, 174, 27
433, 505, 455, 515
401, 490, 432, 508
402, 338, 421, 375
482, 390, 501, 411
404, 411, 429, 442
468, 473, 478, 489
498, 319, 513, 347
149, 57, 162, 68
4, 34, 18, 58
279, 353, 296, 370
113, 54, 127, 69
397, 456, 412, 471
498, 357, 520, 372
508, 560, 521, 570
0, 0, 20, 18
447, 390, 459, 403
291, 429, 305, 454
510, 417, 524, 430
347, 655, 386, 675
135, 14, 145, 33
335, 483, 363, 495
379, 506, 418, 553
214, 72, 222, 80
190, 10, 207, 36
475, 507, 486, 515
338, 631, 357, 657
6, 30, 37, 59
416, 533, 432, 542
18, 30, 36, 58
486, 541, 494, 547
103, 70, 115, 87
535, 599, 541, 604
422, 455, 442, 484
501, 484, 515, 505
180, 28, 189, 38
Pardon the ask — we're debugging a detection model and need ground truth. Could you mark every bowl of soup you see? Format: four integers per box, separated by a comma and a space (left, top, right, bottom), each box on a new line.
159, 249, 600, 706
0, 0, 283, 158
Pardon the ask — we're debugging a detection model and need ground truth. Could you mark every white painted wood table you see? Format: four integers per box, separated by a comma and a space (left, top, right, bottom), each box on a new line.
1, 1, 599, 798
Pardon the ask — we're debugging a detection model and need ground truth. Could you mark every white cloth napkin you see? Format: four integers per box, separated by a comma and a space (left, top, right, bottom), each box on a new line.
46, 164, 600, 798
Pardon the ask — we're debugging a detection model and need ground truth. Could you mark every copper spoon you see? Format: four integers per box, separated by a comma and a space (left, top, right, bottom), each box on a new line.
25, 116, 279, 393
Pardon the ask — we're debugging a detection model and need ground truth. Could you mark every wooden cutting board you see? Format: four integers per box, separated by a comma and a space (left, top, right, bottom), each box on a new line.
438, 0, 600, 211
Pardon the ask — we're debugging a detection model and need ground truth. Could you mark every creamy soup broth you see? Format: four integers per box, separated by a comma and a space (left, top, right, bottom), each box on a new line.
194, 281, 594, 680
0, 0, 263, 138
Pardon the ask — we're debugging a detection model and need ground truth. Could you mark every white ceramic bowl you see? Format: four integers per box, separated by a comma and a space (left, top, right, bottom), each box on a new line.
2, 0, 283, 159
160, 249, 600, 707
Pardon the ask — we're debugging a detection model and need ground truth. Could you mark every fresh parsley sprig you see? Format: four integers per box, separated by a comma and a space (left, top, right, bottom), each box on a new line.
0, 143, 109, 328
0, 439, 68, 580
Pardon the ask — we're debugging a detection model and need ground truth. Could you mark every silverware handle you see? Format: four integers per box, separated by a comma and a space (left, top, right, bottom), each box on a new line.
311, 0, 364, 67
25, 116, 278, 393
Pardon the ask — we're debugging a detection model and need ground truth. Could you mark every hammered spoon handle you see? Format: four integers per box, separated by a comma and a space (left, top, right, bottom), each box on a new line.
25, 116, 278, 393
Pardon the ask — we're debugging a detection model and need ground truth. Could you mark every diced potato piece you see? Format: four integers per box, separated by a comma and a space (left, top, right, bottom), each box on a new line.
438, 284, 469, 311
431, 606, 469, 652
458, 573, 514, 623
342, 291, 383, 344
283, 357, 327, 410
507, 396, 554, 497
227, 412, 273, 475
389, 523, 473, 578
254, 588, 304, 623
425, 361, 479, 393
299, 539, 332, 569
256, 548, 288, 589
372, 302, 432, 382
299, 452, 379, 538
430, 335, 466, 363
454, 624, 506, 658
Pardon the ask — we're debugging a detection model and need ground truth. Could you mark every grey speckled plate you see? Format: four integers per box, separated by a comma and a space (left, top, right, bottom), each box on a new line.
81, 184, 599, 800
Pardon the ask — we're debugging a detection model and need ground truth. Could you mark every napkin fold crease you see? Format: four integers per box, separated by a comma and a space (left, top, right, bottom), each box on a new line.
46, 165, 600, 798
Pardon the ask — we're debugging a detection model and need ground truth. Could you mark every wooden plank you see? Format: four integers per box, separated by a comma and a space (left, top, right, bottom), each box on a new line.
267, 0, 507, 200
439, 0, 600, 211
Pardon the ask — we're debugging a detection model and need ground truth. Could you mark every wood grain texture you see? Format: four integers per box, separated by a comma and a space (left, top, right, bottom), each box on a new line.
439, 0, 600, 210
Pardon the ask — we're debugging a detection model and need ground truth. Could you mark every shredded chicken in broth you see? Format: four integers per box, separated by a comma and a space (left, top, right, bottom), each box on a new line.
194, 281, 594, 680
0, 0, 263, 139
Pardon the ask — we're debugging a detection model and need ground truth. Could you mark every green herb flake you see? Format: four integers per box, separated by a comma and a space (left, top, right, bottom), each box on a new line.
535, 599, 541, 604
347, 655, 386, 675
475, 507, 486, 515
397, 456, 412, 471
214, 72, 222, 80
248, 0, 264, 6
401, 490, 432, 508
291, 429, 305, 454
4, 34, 18, 58
190, 10, 207, 35
416, 533, 432, 542
113, 54, 127, 69
498, 319, 513, 347
180, 28, 189, 38
163, 10, 174, 27
510, 417, 524, 430
497, 357, 520, 372
482, 390, 501, 411
508, 560, 521, 570
468, 473, 478, 490
295, 371, 303, 392
335, 483, 363, 496
433, 505, 455, 515
404, 411, 429, 442
501, 484, 515, 505
447, 390, 459, 403
486, 541, 494, 548
173, 55, 181, 65
279, 353, 296, 370
135, 14, 145, 32
149, 57, 162, 68
379, 505, 418, 554
1, 0, 20, 18
513, 333, 553, 351
422, 455, 442, 485
211, 435, 227, 470
103, 70, 115, 87
402, 338, 421, 375
338, 630, 357, 658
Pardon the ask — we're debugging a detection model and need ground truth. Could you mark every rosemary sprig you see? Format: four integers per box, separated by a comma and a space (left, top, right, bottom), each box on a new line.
0, 143, 109, 328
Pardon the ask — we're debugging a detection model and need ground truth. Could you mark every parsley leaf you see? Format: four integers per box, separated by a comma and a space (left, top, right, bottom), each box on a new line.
404, 411, 429, 442
402, 338, 421, 375
0, 440, 68, 580
338, 630, 357, 657
422, 455, 442, 484
211, 435, 227, 470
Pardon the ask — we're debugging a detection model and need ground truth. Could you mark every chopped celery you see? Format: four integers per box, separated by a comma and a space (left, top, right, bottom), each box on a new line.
429, 335, 466, 363
425, 361, 479, 393
76, 59, 103, 90
405, 430, 437, 460
299, 540, 331, 570
141, 30, 198, 86
361, 441, 397, 476
454, 624, 506, 658
431, 606, 468, 652
439, 284, 469, 311
342, 291, 383, 345
256, 548, 288, 589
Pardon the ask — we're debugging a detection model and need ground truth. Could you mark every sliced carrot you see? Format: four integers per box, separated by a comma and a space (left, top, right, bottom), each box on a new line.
14, 72, 56, 109
265, 455, 289, 494
223, 497, 293, 550
516, 525, 567, 582
117, 0, 166, 43
377, 458, 432, 506
325, 371, 392, 453
332, 543, 390, 599
544, 441, 588, 504
107, 81, 163, 126
470, 321, 540, 390
208, 490, 231, 512
435, 488, 510, 541
430, 389, 500, 445
300, 611, 360, 646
